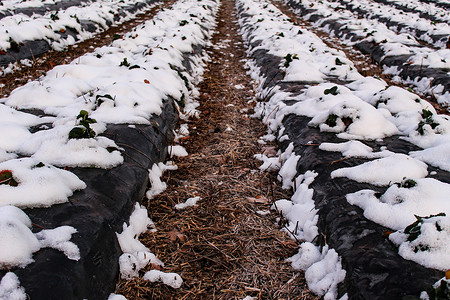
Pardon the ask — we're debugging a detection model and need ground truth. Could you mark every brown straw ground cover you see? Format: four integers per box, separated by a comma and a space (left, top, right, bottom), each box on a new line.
117, 0, 318, 299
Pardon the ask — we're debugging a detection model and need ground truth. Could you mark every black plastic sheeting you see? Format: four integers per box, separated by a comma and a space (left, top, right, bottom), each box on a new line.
0, 0, 161, 67
286, 0, 450, 98
0, 0, 92, 19
279, 115, 444, 299
241, 17, 447, 297
340, 0, 449, 43
0, 98, 178, 300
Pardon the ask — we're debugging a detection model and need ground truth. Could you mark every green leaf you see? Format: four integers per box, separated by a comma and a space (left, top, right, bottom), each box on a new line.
324, 86, 339, 95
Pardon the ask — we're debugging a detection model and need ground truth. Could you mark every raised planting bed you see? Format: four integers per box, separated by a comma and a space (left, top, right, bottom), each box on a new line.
0, 0, 219, 297
237, 0, 450, 297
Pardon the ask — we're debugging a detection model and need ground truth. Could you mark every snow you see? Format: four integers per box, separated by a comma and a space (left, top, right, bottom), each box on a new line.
116, 203, 164, 279
146, 162, 178, 200
0, 158, 86, 208
331, 154, 428, 186
174, 196, 201, 210
346, 178, 450, 230
239, 0, 450, 294
410, 142, 450, 171
0, 0, 160, 56
108, 294, 127, 300
0, 272, 26, 300
390, 215, 450, 271
288, 243, 346, 300
0, 206, 40, 268
116, 203, 157, 255
143, 270, 183, 289
35, 226, 80, 261
169, 145, 188, 158
319, 141, 393, 158
0, 205, 79, 268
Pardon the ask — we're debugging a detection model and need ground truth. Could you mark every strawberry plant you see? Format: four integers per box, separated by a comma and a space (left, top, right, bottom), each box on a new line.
324, 86, 339, 95
68, 110, 97, 139
283, 53, 298, 68
404, 213, 445, 243
417, 109, 439, 135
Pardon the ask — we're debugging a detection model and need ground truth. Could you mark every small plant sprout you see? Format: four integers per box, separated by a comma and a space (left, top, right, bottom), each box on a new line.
283, 53, 298, 68
396, 178, 417, 188
404, 213, 446, 243
335, 57, 345, 65
119, 58, 130, 67
68, 110, 97, 139
417, 109, 439, 135
325, 114, 338, 127
324, 86, 339, 95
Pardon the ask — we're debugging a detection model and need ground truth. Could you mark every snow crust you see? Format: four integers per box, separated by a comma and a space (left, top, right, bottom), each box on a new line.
0, 272, 26, 300
174, 196, 201, 210
116, 203, 163, 279
143, 270, 183, 289
0, 205, 79, 268
331, 154, 428, 186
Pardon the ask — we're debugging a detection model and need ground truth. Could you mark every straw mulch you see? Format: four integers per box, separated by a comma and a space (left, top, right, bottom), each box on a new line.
117, 0, 318, 299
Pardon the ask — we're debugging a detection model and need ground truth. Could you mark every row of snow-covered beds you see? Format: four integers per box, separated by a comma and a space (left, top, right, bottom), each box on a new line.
237, 0, 449, 298
0, 0, 218, 298
0, 0, 165, 69
285, 0, 450, 107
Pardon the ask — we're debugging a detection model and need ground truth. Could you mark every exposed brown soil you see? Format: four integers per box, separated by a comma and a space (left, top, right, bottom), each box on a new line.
0, 0, 175, 99
117, 0, 317, 299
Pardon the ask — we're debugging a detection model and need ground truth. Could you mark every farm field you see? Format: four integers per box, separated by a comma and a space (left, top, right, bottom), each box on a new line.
0, 0, 449, 299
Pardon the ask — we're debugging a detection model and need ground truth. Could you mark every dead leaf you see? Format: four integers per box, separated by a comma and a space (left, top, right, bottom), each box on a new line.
179, 136, 190, 143
59, 28, 66, 33
168, 229, 186, 242
262, 146, 277, 157
382, 231, 393, 238
446, 269, 450, 279
247, 195, 270, 204
144, 79, 150, 84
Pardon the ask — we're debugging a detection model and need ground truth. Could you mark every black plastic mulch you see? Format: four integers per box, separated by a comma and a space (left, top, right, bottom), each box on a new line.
0, 0, 161, 67
286, 0, 450, 100
243, 23, 447, 299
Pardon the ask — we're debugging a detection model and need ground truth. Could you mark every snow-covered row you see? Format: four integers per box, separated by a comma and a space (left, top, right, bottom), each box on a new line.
337, 0, 450, 47
286, 0, 450, 105
369, 0, 450, 24
0, 0, 76, 13
0, 0, 218, 296
237, 0, 449, 297
0, 0, 161, 71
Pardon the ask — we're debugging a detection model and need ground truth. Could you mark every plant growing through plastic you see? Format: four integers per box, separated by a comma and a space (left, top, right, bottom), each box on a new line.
68, 110, 97, 139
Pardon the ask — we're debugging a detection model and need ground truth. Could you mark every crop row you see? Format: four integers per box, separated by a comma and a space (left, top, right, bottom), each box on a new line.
237, 0, 449, 297
286, 0, 450, 106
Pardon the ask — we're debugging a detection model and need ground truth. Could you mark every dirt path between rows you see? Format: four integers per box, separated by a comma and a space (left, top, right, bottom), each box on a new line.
117, 0, 317, 298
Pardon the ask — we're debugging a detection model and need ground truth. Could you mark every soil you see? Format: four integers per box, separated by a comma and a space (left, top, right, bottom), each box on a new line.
116, 0, 318, 298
